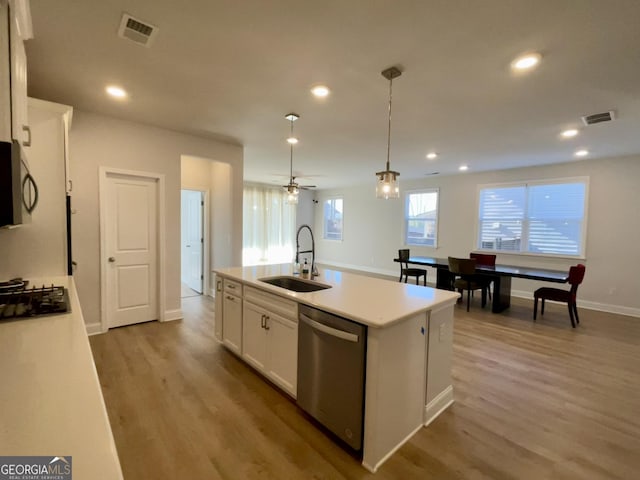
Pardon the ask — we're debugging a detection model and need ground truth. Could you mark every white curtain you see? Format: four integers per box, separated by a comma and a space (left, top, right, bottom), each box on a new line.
243, 185, 296, 266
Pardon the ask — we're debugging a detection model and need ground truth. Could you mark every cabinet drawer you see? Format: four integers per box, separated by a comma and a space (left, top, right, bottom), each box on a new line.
244, 286, 297, 321
224, 278, 243, 296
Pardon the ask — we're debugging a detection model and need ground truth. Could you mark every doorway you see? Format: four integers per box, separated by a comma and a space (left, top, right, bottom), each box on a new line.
181, 189, 204, 297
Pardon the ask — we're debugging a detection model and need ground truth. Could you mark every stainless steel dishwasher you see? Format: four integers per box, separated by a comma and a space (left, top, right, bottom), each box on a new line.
297, 304, 367, 451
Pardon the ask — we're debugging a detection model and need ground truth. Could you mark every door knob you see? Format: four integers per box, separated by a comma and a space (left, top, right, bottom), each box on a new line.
108, 257, 116, 263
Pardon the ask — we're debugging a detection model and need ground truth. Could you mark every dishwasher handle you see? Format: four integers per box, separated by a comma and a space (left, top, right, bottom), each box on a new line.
299, 313, 359, 343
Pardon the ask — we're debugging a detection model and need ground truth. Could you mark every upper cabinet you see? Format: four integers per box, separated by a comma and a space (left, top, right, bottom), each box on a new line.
0, 0, 32, 144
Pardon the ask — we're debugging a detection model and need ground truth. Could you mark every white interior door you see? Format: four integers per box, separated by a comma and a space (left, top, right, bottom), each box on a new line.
105, 173, 159, 328
181, 189, 203, 293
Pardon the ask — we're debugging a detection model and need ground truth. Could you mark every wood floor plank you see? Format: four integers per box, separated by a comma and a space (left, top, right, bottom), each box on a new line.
89, 294, 640, 479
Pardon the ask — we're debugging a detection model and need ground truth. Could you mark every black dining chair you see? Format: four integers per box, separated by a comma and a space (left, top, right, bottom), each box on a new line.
533, 264, 586, 328
448, 257, 486, 312
398, 249, 427, 286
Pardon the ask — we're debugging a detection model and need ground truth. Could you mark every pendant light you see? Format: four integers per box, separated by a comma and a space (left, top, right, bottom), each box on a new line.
376, 66, 402, 199
284, 113, 300, 205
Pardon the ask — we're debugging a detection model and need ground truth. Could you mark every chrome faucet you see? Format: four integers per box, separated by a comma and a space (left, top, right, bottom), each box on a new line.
296, 224, 318, 276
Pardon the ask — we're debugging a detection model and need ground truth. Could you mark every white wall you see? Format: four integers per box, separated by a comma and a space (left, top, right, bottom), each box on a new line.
0, 100, 68, 278
315, 155, 640, 316
70, 111, 243, 327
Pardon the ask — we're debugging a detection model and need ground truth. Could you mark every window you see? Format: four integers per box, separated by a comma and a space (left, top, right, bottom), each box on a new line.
242, 185, 296, 265
323, 197, 343, 240
477, 178, 588, 257
405, 189, 439, 247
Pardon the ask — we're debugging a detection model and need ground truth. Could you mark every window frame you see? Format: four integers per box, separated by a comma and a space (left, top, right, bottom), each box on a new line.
475, 176, 589, 259
403, 187, 440, 248
322, 196, 344, 242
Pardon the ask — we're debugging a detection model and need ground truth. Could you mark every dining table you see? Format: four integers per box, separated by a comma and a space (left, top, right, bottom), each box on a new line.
394, 256, 570, 313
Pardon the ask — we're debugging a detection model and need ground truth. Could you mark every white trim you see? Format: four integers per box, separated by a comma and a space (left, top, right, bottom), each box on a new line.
99, 167, 166, 331
86, 322, 104, 336
362, 423, 424, 473
511, 289, 640, 318
164, 309, 183, 322
424, 385, 454, 426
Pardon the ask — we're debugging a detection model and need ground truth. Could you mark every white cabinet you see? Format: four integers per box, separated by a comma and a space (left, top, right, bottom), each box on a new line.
243, 286, 298, 397
242, 302, 268, 371
221, 278, 242, 355
0, 0, 32, 145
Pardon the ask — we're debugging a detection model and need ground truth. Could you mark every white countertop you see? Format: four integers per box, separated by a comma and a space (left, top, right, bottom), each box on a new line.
214, 264, 459, 328
0, 276, 123, 480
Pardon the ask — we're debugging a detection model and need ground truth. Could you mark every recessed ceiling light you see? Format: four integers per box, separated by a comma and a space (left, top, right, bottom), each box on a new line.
287, 137, 298, 144
311, 85, 330, 98
106, 85, 127, 98
426, 152, 438, 160
561, 129, 579, 138
511, 52, 541, 71
575, 149, 589, 157
459, 165, 469, 171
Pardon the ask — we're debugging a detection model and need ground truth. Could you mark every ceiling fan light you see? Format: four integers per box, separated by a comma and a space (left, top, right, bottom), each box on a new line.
287, 136, 298, 144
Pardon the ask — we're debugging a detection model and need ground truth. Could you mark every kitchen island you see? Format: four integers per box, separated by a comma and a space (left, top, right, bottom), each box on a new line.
214, 264, 459, 473
0, 276, 123, 480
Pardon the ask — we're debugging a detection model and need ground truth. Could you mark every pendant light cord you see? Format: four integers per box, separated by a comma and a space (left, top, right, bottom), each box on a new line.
386, 76, 393, 172
290, 119, 294, 182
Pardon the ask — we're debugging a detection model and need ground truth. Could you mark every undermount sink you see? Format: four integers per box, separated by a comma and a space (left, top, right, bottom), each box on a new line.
258, 276, 332, 293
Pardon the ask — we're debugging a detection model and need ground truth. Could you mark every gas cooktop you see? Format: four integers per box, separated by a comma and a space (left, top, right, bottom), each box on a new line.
0, 278, 70, 320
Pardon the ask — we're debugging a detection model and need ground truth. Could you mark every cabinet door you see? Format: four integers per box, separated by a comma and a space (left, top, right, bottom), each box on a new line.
9, 17, 28, 146
242, 302, 268, 372
214, 278, 223, 341
266, 313, 298, 397
222, 293, 242, 355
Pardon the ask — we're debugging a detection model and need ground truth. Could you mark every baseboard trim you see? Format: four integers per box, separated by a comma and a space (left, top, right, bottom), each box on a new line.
511, 289, 640, 318
164, 308, 183, 322
86, 322, 104, 336
424, 385, 454, 427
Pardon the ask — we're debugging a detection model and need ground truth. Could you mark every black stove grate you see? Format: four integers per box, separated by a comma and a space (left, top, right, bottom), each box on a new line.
0, 280, 71, 320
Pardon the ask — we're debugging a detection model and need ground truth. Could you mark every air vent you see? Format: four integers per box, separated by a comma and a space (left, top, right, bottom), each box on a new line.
118, 13, 159, 47
581, 110, 616, 126
425, 172, 440, 176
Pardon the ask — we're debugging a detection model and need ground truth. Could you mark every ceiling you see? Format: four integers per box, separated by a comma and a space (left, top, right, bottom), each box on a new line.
26, 0, 640, 189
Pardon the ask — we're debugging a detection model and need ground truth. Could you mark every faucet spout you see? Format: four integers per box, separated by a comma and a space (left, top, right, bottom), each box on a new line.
296, 224, 317, 276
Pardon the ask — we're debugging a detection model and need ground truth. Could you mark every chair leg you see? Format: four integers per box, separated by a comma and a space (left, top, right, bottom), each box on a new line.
573, 302, 580, 324
533, 297, 538, 320
541, 299, 545, 315
466, 290, 471, 312
568, 302, 576, 328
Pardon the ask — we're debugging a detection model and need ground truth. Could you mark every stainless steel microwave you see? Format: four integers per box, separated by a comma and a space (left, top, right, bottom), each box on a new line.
0, 140, 38, 228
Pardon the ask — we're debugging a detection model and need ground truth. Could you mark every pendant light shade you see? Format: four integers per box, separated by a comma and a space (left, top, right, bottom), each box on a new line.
376, 66, 402, 199
284, 113, 300, 205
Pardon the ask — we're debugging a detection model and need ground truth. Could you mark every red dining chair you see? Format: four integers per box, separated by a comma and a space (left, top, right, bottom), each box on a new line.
533, 264, 586, 328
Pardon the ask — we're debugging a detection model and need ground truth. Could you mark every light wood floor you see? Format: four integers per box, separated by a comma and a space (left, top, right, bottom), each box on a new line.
89, 295, 640, 479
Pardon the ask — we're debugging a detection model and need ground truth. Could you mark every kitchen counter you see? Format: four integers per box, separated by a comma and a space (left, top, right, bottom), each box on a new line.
215, 264, 459, 327
0, 276, 123, 480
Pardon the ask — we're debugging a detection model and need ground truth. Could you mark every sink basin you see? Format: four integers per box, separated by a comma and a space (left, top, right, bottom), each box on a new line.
258, 276, 332, 293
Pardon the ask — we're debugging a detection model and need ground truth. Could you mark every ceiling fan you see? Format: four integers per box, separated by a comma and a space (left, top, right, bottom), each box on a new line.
283, 113, 315, 203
